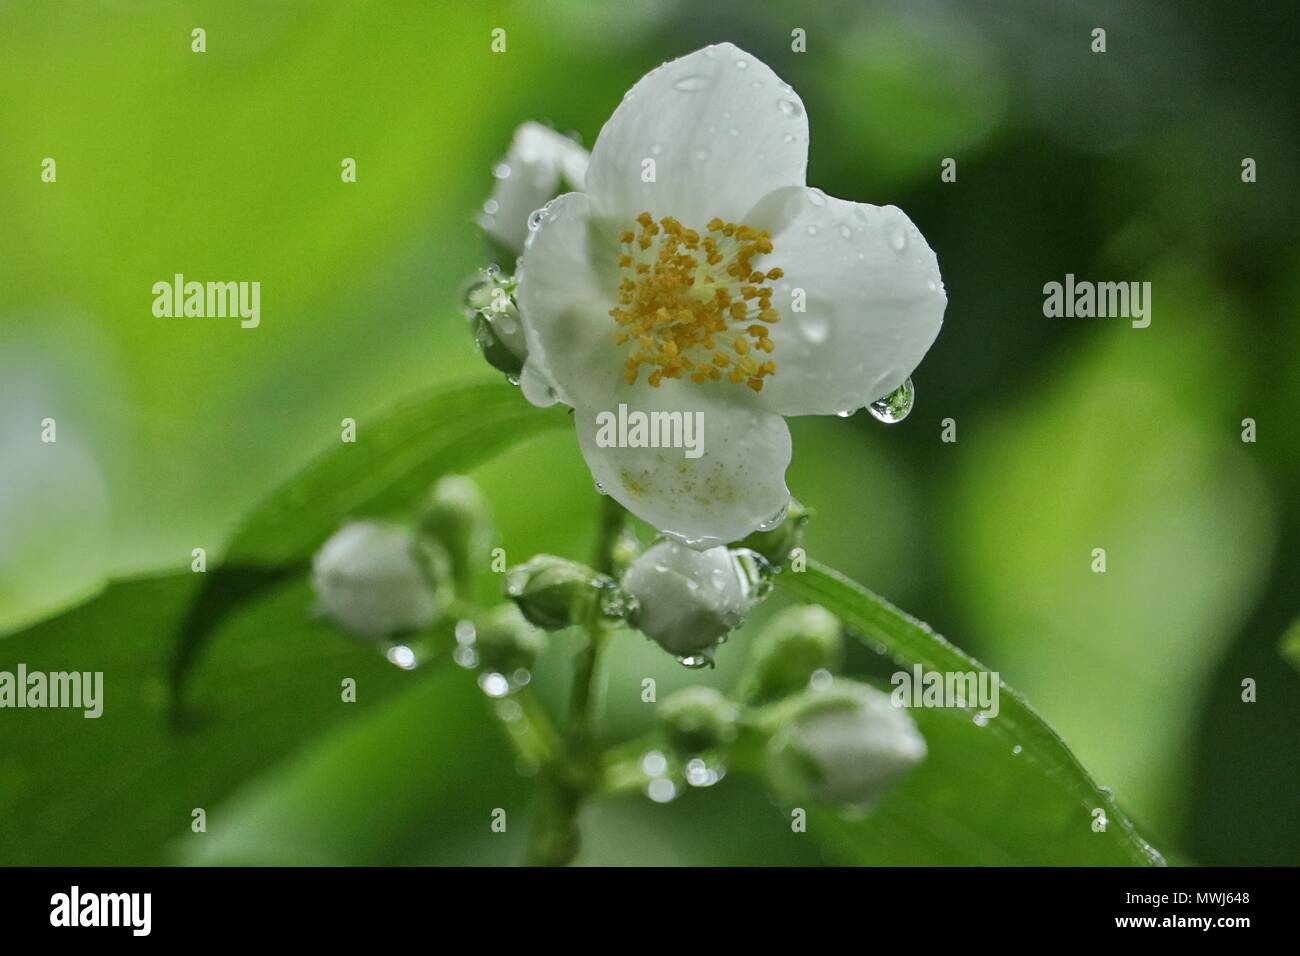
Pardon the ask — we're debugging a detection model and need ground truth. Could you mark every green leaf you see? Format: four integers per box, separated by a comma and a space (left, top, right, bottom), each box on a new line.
780, 560, 1164, 866
0, 573, 418, 865
171, 380, 568, 700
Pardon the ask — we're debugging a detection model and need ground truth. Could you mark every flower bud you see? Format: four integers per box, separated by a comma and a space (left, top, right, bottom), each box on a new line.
620, 539, 757, 663
505, 555, 631, 631
736, 604, 843, 703
416, 475, 493, 594
736, 498, 810, 566
472, 603, 545, 677
463, 267, 526, 376
765, 679, 926, 808
478, 121, 589, 255
311, 521, 438, 639
657, 686, 740, 755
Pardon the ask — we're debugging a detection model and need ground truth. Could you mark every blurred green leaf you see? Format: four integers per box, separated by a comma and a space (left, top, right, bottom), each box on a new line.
781, 561, 1163, 866
172, 380, 568, 698
0, 573, 415, 865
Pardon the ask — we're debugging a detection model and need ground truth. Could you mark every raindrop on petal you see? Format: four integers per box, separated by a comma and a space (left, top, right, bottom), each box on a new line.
867, 378, 915, 424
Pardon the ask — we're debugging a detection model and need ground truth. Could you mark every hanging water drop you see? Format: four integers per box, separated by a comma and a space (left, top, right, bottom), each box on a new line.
867, 378, 914, 424
777, 98, 802, 118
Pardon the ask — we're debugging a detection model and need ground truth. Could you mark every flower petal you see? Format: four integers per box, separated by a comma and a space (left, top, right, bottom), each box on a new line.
585, 42, 809, 225
515, 191, 624, 409
743, 186, 947, 416
573, 380, 792, 547
481, 122, 589, 255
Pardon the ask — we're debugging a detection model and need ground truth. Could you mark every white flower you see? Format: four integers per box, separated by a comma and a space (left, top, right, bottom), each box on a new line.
514, 43, 946, 547
620, 539, 755, 660
311, 521, 438, 639
480, 122, 590, 256
766, 679, 926, 807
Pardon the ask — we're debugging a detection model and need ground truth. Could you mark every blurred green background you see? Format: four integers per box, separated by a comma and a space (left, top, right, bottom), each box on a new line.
1, 0, 1297, 865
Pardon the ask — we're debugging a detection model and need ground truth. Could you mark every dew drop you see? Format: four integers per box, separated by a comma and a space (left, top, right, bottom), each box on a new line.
734, 59, 749, 70
493, 162, 511, 180
888, 225, 908, 251
478, 672, 510, 698
672, 74, 711, 92
482, 198, 499, 215
805, 225, 818, 236
777, 98, 803, 118
727, 127, 739, 137
385, 644, 417, 670
867, 378, 914, 424
1012, 744, 1023, 756
839, 224, 853, 239
677, 653, 715, 670
526, 207, 545, 232
646, 778, 677, 803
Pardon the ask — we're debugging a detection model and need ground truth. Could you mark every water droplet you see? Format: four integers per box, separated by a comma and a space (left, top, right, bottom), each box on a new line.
839, 224, 853, 239
646, 778, 677, 803
801, 315, 830, 345
734, 59, 749, 70
888, 225, 908, 251
685, 757, 725, 787
805, 225, 818, 236
677, 652, 715, 670
757, 501, 789, 531
453, 645, 479, 669
385, 644, 417, 670
673, 74, 711, 92
454, 620, 477, 645
727, 127, 739, 137
1012, 744, 1023, 756
526, 207, 545, 232
972, 712, 989, 727
493, 162, 511, 179
777, 98, 802, 118
479, 672, 510, 698
641, 751, 668, 776
835, 408, 855, 418
809, 668, 834, 691
482, 198, 499, 215
594, 480, 607, 495
782, 133, 794, 143
596, 581, 638, 620
867, 378, 914, 424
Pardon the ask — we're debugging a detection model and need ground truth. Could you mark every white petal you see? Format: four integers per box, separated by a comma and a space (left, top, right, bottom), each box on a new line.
585, 42, 809, 225
481, 122, 590, 255
574, 380, 792, 547
743, 186, 947, 416
515, 191, 623, 409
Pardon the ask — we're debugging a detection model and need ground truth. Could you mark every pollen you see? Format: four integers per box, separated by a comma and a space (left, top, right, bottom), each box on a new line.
610, 212, 782, 390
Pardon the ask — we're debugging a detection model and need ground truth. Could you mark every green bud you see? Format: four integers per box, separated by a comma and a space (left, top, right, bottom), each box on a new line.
463, 268, 526, 377
736, 604, 843, 703
473, 603, 545, 677
657, 686, 740, 755
505, 555, 634, 631
416, 475, 493, 595
736, 498, 810, 566
764, 678, 926, 808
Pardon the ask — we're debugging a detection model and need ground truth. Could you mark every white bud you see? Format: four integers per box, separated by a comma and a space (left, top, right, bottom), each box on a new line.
767, 680, 926, 807
481, 122, 589, 254
620, 539, 754, 658
311, 521, 437, 639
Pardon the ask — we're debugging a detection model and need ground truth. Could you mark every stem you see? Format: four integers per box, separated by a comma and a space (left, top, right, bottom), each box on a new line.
526, 495, 628, 865
592, 492, 627, 576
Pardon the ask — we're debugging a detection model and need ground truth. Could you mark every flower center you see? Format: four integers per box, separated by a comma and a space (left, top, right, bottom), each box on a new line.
610, 212, 781, 391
